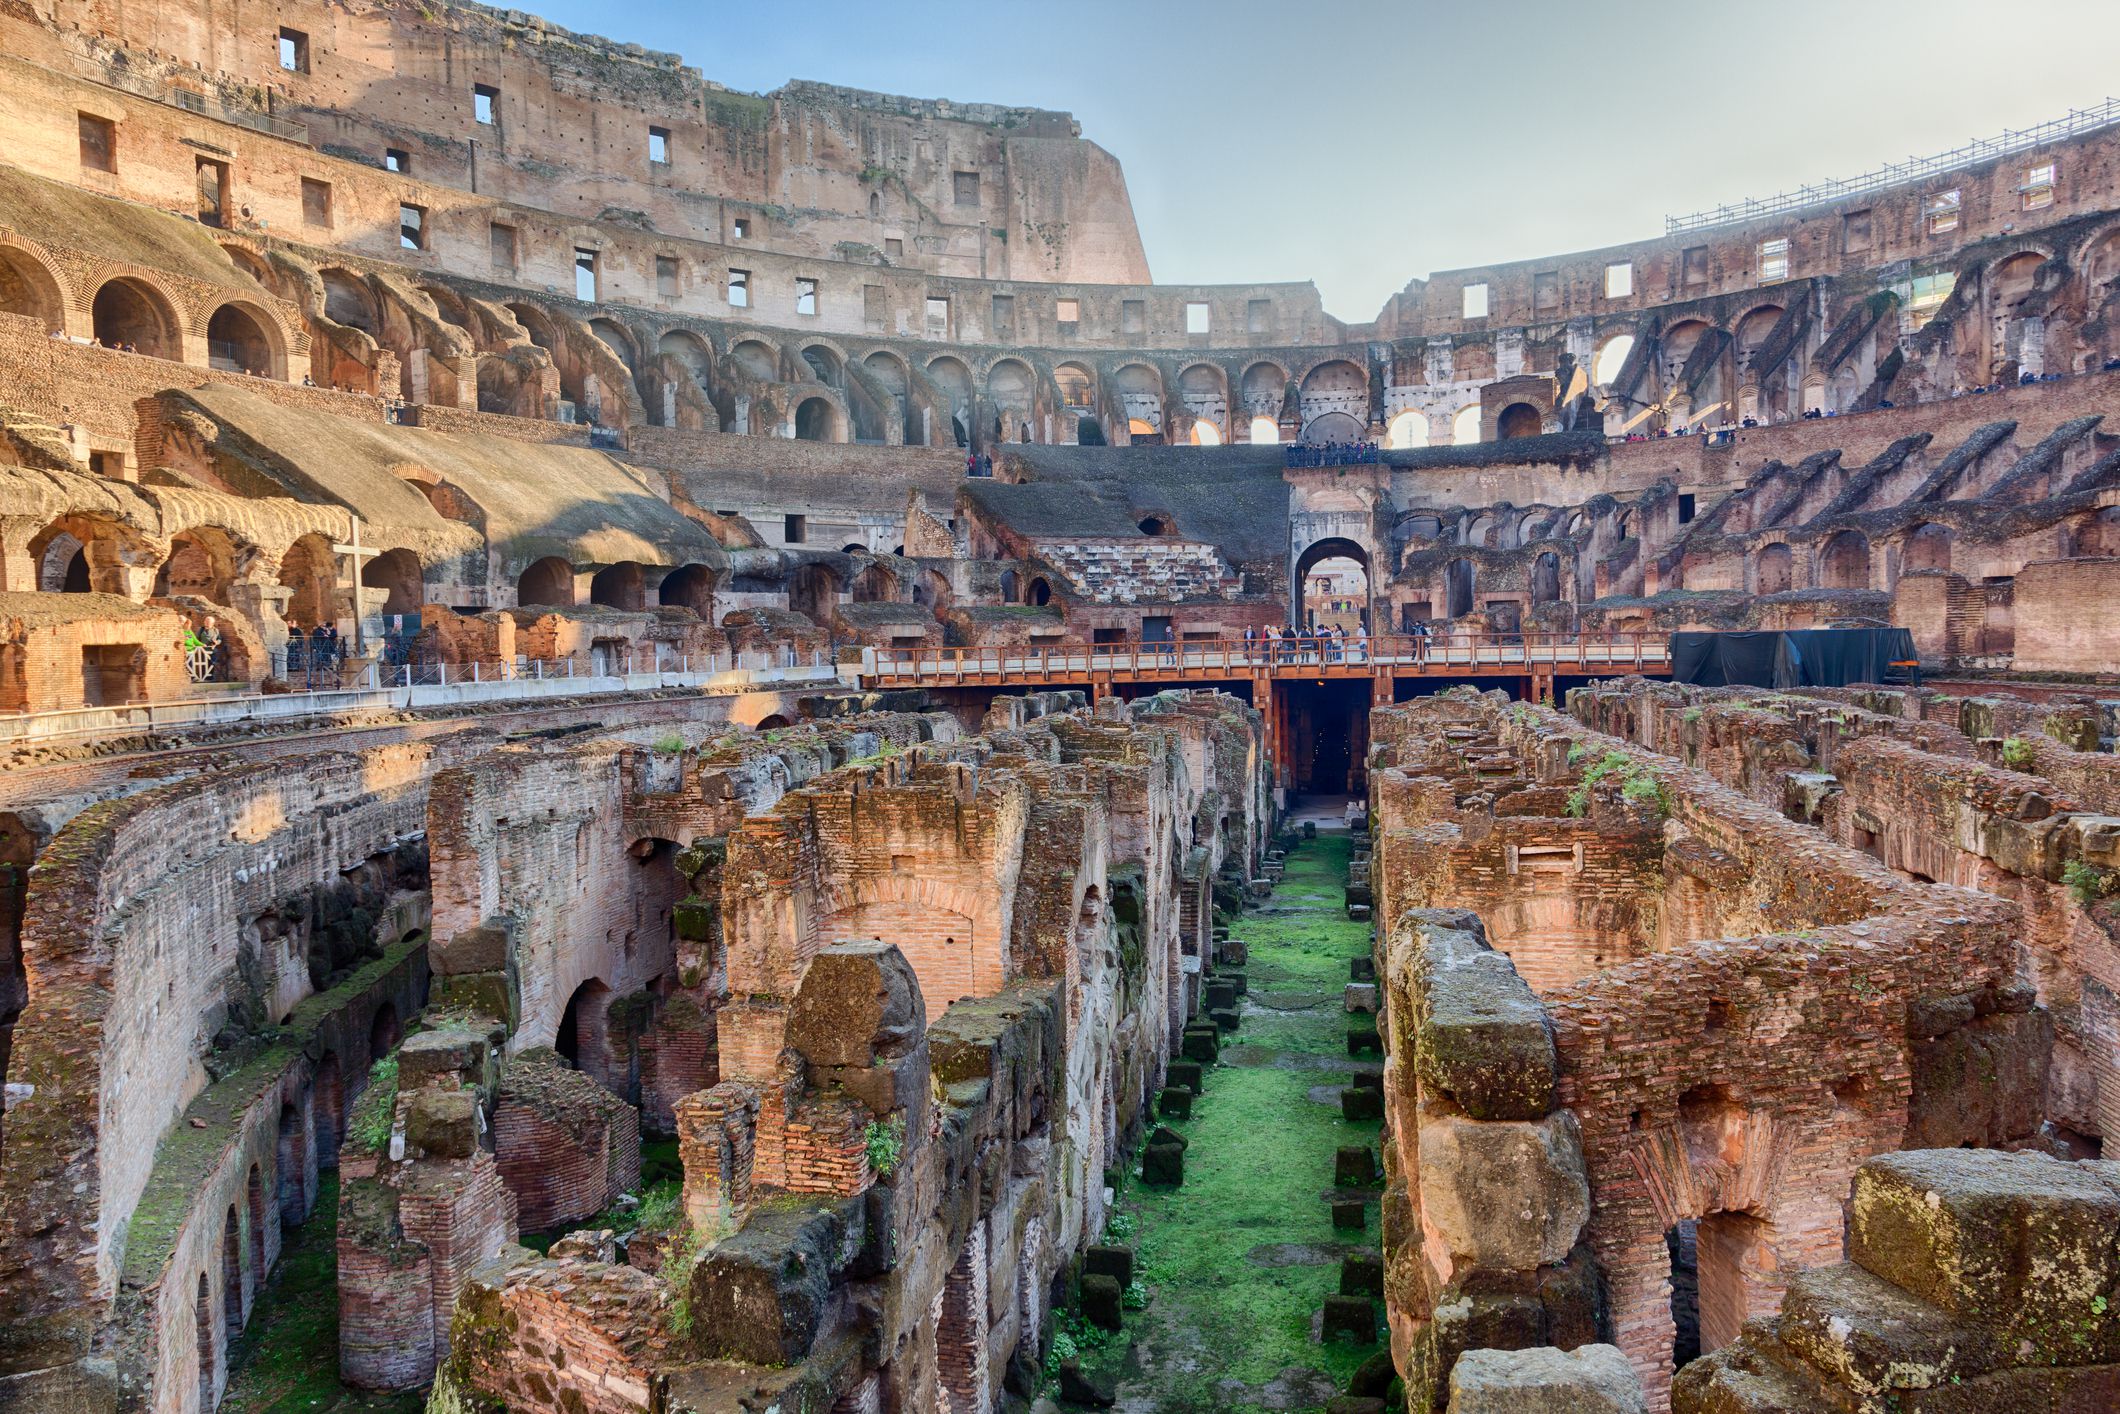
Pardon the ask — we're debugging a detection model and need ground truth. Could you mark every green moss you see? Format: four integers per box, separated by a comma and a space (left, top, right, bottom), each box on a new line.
1089, 834, 1376, 1410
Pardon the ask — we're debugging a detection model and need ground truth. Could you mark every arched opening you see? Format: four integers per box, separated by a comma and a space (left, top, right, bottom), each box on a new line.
1138, 516, 1170, 537
312, 1054, 343, 1170
853, 563, 895, 603
1386, 409, 1429, 449
1755, 543, 1793, 595
221, 1206, 242, 1329
275, 1100, 306, 1225
195, 1271, 216, 1411
754, 714, 790, 731
276, 534, 337, 631
361, 547, 423, 618
1188, 419, 1222, 446
863, 350, 919, 444
1496, 403, 1542, 440
658, 563, 716, 618
1444, 558, 1476, 618
1903, 523, 1953, 575
1248, 415, 1280, 445
0, 244, 65, 333
155, 528, 239, 604
1027, 577, 1051, 607
801, 344, 845, 388
1294, 537, 1371, 632
1301, 411, 1363, 442
729, 339, 779, 382
589, 561, 647, 611
793, 396, 839, 442
246, 1164, 267, 1285
38, 533, 90, 594
205, 303, 278, 378
516, 556, 576, 609
1530, 551, 1561, 605
789, 562, 840, 623
555, 977, 613, 1083
927, 356, 975, 448
320, 269, 379, 335
589, 317, 637, 372
1452, 404, 1483, 446
368, 1001, 401, 1061
1593, 334, 1636, 388
998, 569, 1020, 604
1054, 362, 1095, 412
1820, 529, 1871, 591
91, 277, 178, 358
2070, 506, 2120, 557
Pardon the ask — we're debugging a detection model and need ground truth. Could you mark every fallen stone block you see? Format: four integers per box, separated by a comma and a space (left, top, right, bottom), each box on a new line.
1322, 1294, 1376, 1344
1331, 1199, 1366, 1231
1085, 1244, 1135, 1287
1167, 1060, 1204, 1094
1340, 1087, 1382, 1121
1417, 1107, 1589, 1269
1347, 903, 1372, 922
1304, 821, 1318, 838
1347, 1025, 1381, 1055
1081, 1273, 1124, 1331
1143, 1142, 1185, 1187
1350, 1066, 1384, 1093
1157, 1086, 1192, 1119
1447, 1344, 1645, 1412
1059, 1360, 1117, 1407
1226, 970, 1249, 996
1344, 982, 1379, 1013
1340, 1252, 1385, 1299
1335, 1145, 1379, 1187
1350, 956, 1376, 982
1182, 1026, 1220, 1063
1220, 940, 1249, 966
1209, 1007, 1241, 1033
1349, 1349, 1396, 1397
1204, 979, 1239, 1012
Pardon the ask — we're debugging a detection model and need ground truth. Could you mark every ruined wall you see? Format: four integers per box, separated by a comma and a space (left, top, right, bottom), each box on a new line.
1371, 692, 2040, 1410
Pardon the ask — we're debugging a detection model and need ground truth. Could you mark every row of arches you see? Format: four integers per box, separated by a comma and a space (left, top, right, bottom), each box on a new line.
0, 240, 298, 380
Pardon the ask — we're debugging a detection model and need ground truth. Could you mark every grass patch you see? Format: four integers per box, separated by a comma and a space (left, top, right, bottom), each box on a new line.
221, 1173, 425, 1414
1093, 833, 1379, 1411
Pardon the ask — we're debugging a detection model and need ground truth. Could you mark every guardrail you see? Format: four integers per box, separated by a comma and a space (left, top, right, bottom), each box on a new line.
863, 632, 1672, 679
0, 650, 843, 746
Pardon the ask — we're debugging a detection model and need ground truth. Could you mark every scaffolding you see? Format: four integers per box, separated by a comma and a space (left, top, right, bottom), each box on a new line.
1664, 100, 2120, 235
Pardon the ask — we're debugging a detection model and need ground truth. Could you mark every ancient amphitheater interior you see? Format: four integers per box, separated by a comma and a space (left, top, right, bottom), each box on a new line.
2, 3, 2120, 1413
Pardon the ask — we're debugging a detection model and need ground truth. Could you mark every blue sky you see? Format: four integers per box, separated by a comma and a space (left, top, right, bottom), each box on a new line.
526, 0, 2120, 321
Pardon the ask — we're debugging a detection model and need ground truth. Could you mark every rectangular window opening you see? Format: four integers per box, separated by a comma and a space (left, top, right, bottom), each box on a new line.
795, 276, 818, 316
1843, 209, 1873, 254
863, 283, 886, 330
1185, 301, 1211, 334
925, 295, 949, 338
649, 126, 670, 166
1604, 262, 1633, 299
883, 236, 903, 258
399, 203, 426, 251
1247, 298, 1272, 334
474, 84, 498, 126
952, 170, 980, 207
278, 28, 309, 74
1683, 246, 1710, 286
1926, 189, 1961, 235
656, 255, 679, 299
574, 248, 598, 302
1758, 237, 1790, 282
783, 514, 807, 544
991, 294, 1015, 338
1056, 297, 1080, 327
490, 222, 517, 271
78, 112, 115, 173
1121, 299, 1145, 335
1532, 271, 1560, 311
1462, 282, 1490, 319
301, 177, 332, 227
731, 217, 750, 240
727, 269, 750, 308
1678, 493, 1697, 523
195, 157, 228, 227
2022, 163, 2055, 211
385, 147, 409, 174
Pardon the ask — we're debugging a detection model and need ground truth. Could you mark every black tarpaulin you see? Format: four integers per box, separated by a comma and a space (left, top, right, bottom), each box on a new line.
1670, 628, 1916, 689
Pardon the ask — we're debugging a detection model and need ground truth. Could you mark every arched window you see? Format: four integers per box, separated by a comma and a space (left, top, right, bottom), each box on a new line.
1451, 405, 1482, 446
517, 556, 575, 608
1248, 416, 1280, 445
1387, 410, 1429, 449
1593, 334, 1636, 388
1820, 530, 1871, 590
206, 303, 279, 378
1496, 403, 1542, 439
92, 278, 178, 359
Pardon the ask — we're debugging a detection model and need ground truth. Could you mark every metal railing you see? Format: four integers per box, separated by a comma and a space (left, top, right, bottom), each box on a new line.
384, 646, 828, 687
865, 632, 1672, 680
92, 67, 311, 143
1664, 99, 2120, 234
